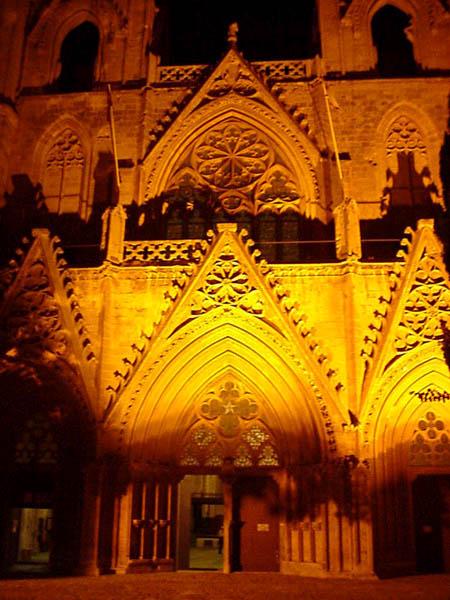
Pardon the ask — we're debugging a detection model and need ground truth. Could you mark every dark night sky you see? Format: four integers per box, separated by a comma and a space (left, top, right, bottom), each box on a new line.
157, 0, 320, 64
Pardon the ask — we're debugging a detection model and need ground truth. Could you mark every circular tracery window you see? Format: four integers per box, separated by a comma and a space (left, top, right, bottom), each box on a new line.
193, 122, 274, 190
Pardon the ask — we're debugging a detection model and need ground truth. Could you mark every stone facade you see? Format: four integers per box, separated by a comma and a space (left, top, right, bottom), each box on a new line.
0, 0, 450, 579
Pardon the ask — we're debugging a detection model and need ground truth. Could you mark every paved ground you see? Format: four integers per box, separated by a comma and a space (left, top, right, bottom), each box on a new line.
1, 572, 450, 600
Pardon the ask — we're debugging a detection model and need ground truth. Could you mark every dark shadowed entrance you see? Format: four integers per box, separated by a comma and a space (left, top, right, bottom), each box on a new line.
413, 475, 450, 573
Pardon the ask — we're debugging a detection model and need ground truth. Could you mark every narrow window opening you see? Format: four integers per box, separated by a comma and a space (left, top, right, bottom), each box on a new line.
56, 22, 99, 92
371, 5, 417, 76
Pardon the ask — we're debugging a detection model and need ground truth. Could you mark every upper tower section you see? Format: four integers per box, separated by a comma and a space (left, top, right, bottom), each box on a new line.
317, 0, 450, 74
0, 0, 157, 98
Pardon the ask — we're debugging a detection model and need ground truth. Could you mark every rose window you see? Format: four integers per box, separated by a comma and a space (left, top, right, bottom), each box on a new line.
193, 123, 273, 190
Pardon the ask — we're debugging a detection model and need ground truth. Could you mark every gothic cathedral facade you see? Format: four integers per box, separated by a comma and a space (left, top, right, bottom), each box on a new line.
0, 0, 450, 578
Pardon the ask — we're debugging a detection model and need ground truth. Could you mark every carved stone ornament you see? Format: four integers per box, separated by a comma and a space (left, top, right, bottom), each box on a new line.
409, 409, 450, 466
191, 243, 264, 315
46, 128, 84, 169
386, 117, 427, 158
166, 119, 302, 216
179, 380, 279, 468
394, 251, 450, 354
255, 166, 302, 213
205, 54, 258, 99
3, 258, 68, 359
193, 122, 273, 189
200, 380, 258, 437
123, 239, 208, 265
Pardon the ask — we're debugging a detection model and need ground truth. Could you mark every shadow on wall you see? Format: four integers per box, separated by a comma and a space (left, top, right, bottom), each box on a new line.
437, 101, 450, 274
360, 151, 442, 261
0, 167, 117, 266
126, 185, 335, 262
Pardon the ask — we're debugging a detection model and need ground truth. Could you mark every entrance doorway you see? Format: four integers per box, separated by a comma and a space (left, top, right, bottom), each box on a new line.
233, 476, 279, 572
412, 475, 450, 573
177, 475, 224, 570
10, 507, 53, 574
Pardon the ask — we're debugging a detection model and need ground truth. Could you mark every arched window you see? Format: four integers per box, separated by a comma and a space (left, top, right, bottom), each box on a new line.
42, 128, 85, 214
384, 116, 434, 210
371, 5, 417, 76
155, 0, 319, 65
56, 22, 99, 92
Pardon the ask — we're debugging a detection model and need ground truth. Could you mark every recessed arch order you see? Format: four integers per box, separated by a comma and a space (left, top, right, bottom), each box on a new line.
122, 311, 333, 467
143, 99, 323, 217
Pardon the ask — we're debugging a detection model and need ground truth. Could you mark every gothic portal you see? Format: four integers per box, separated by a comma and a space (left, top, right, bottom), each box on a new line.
0, 0, 450, 579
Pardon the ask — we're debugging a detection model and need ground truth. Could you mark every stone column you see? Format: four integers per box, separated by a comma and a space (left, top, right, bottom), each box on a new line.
77, 463, 103, 576
113, 480, 133, 574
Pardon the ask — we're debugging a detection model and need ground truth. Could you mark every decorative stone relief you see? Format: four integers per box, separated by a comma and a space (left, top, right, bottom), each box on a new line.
200, 380, 258, 437
238, 229, 342, 391
123, 239, 209, 265
193, 122, 272, 189
417, 387, 450, 403
255, 166, 302, 213
409, 410, 450, 466
191, 243, 264, 315
385, 116, 428, 175
395, 250, 450, 353
205, 56, 258, 100
44, 128, 84, 213
179, 380, 279, 468
362, 224, 450, 377
165, 119, 302, 216
4, 258, 68, 359
46, 129, 84, 169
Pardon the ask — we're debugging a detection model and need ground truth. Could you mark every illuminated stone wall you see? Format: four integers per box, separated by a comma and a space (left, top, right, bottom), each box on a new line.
0, 0, 449, 580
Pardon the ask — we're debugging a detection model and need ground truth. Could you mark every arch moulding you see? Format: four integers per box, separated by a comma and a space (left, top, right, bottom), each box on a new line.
142, 97, 325, 218
21, 1, 122, 89
362, 346, 450, 452
110, 309, 339, 467
370, 101, 443, 211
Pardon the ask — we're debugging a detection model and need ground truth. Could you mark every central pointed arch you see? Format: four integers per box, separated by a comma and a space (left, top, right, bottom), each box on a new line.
124, 312, 334, 467
143, 49, 325, 218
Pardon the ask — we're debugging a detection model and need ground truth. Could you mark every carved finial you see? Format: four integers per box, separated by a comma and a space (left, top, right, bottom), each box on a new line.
227, 22, 239, 48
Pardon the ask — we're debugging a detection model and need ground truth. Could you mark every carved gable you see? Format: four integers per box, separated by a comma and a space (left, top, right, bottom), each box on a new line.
362, 221, 450, 393
105, 224, 344, 423
143, 49, 323, 220
0, 230, 97, 413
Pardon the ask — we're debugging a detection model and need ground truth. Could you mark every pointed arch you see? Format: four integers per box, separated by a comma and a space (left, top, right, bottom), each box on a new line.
143, 100, 324, 219
373, 102, 443, 212
32, 116, 91, 217
364, 347, 450, 573
343, 0, 447, 72
21, 3, 105, 89
121, 313, 337, 467
363, 346, 450, 450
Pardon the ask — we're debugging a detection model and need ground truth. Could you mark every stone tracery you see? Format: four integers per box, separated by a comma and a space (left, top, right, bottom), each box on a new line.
191, 243, 264, 316
165, 119, 303, 216
409, 408, 450, 466
179, 379, 279, 468
395, 250, 450, 354
43, 128, 85, 213
385, 116, 427, 159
